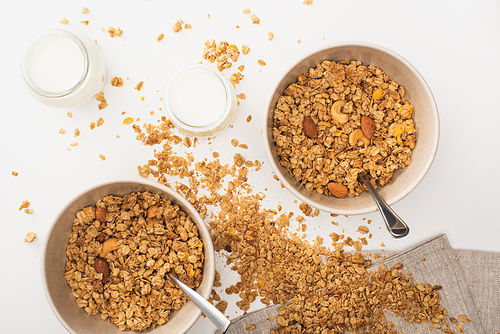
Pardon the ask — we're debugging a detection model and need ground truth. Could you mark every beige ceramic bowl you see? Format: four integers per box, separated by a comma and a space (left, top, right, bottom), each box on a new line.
42, 179, 215, 334
264, 42, 439, 215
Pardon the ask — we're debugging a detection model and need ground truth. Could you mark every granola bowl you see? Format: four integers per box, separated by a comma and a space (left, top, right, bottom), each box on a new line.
264, 42, 439, 215
41, 179, 215, 334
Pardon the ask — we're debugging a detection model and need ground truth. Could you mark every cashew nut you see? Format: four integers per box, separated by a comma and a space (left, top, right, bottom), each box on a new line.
349, 129, 370, 146
100, 238, 119, 257
331, 100, 349, 125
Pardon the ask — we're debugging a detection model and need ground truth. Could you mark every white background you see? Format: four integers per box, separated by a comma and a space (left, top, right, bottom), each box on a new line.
1, 1, 499, 333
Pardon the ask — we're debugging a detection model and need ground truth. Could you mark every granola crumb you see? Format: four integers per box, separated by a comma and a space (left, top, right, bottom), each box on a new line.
207, 14, 210, 19
94, 92, 107, 110
184, 23, 192, 29
238, 65, 245, 71
67, 112, 73, 118
25, 209, 33, 214
74, 129, 80, 137
242, 8, 251, 14
157, 34, 164, 42
297, 38, 301, 44
246, 115, 252, 122
80, 20, 89, 25
172, 19, 184, 33
12, 171, 19, 177
60, 17, 69, 25
59, 129, 66, 135
90, 123, 96, 130
268, 32, 274, 41
123, 117, 134, 125
82, 7, 89, 14
107, 26, 122, 38
303, 0, 313, 5
24, 232, 36, 243
111, 77, 124, 87
250, 14, 260, 24
97, 118, 104, 127
237, 93, 246, 100
242, 45, 250, 55
99, 154, 106, 161
135, 81, 144, 91
70, 141, 78, 147
19, 200, 30, 211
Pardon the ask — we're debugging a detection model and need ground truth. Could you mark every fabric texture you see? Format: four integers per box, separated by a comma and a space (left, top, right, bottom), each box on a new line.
217, 234, 499, 334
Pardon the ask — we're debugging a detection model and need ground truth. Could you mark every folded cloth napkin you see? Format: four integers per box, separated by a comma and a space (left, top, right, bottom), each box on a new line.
217, 234, 499, 334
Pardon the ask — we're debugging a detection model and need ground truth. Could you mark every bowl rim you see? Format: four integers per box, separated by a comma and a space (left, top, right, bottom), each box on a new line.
41, 178, 215, 334
263, 41, 439, 215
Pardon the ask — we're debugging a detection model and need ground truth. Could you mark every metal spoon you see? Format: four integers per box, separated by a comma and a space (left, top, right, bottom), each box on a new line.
359, 173, 409, 238
169, 273, 232, 333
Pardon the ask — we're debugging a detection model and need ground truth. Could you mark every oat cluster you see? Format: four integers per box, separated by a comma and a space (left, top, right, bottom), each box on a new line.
64, 191, 204, 331
273, 60, 416, 197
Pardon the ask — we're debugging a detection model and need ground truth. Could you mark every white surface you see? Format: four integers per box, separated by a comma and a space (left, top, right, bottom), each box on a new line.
1, 1, 499, 333
169, 67, 227, 126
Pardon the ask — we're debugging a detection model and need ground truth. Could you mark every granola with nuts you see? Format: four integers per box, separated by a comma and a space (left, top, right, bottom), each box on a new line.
64, 191, 204, 331
273, 60, 416, 197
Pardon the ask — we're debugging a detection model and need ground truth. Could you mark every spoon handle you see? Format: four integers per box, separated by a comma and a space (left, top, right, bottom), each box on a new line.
362, 176, 409, 239
169, 273, 231, 332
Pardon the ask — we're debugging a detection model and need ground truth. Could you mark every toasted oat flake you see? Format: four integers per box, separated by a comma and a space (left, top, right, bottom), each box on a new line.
90, 122, 96, 130
184, 23, 192, 29
94, 92, 107, 110
135, 81, 144, 91
99, 154, 106, 161
123, 117, 134, 125
230, 139, 239, 147
157, 33, 164, 42
250, 14, 260, 24
239, 144, 248, 149
245, 324, 256, 331
12, 171, 19, 176
59, 129, 66, 135
238, 65, 245, 72
297, 38, 301, 44
458, 315, 469, 322
357, 226, 369, 234
303, 0, 313, 5
97, 118, 104, 127
19, 200, 30, 211
25, 209, 33, 214
242, 45, 250, 55
237, 93, 246, 100
24, 232, 36, 243
242, 8, 251, 14
257, 59, 266, 66
74, 129, 80, 137
268, 32, 274, 41
111, 77, 124, 87
82, 7, 89, 14
67, 112, 73, 118
60, 17, 69, 25
70, 141, 78, 147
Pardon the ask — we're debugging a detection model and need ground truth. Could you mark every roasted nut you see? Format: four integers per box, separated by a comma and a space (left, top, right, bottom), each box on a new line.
361, 116, 375, 139
95, 207, 107, 223
100, 238, 118, 257
94, 257, 109, 284
147, 203, 160, 218
327, 182, 348, 198
349, 129, 370, 146
302, 116, 317, 138
330, 100, 348, 125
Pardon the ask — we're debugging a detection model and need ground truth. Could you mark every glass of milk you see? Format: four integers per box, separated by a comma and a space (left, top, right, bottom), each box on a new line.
21, 28, 105, 108
165, 64, 237, 137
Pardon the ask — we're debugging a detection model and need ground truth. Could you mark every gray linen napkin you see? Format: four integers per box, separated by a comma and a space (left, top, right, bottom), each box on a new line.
216, 234, 500, 334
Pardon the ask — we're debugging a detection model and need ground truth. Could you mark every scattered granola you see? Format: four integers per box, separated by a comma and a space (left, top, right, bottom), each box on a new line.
157, 34, 164, 42
107, 26, 122, 38
99, 154, 106, 161
59, 128, 66, 135
272, 60, 416, 197
19, 200, 30, 211
94, 92, 108, 110
250, 14, 260, 24
246, 115, 252, 122
123, 117, 134, 125
268, 32, 274, 41
97, 118, 104, 127
237, 93, 246, 100
67, 112, 73, 118
242, 8, 251, 14
74, 129, 80, 137
24, 232, 36, 243
172, 19, 184, 33
64, 191, 204, 331
111, 77, 124, 87
70, 141, 78, 147
257, 59, 266, 66
12, 171, 19, 176
25, 209, 33, 214
242, 45, 250, 55
60, 17, 69, 25
135, 81, 144, 91
82, 7, 89, 14
303, 0, 313, 5
80, 20, 89, 25
90, 122, 96, 130
184, 23, 192, 29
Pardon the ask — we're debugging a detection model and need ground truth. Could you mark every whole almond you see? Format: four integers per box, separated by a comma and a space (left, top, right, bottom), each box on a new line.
147, 203, 160, 218
303, 116, 317, 138
95, 207, 107, 223
327, 182, 348, 198
360, 116, 375, 139
94, 257, 109, 284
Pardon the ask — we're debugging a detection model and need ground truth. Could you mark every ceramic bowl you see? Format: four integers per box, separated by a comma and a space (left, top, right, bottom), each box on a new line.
41, 179, 215, 334
263, 42, 439, 215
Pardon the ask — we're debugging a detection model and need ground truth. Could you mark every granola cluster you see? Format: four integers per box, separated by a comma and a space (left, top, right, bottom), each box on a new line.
64, 191, 204, 331
273, 60, 416, 197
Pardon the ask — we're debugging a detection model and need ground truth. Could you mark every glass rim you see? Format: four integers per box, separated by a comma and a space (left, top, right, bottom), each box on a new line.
21, 29, 90, 98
